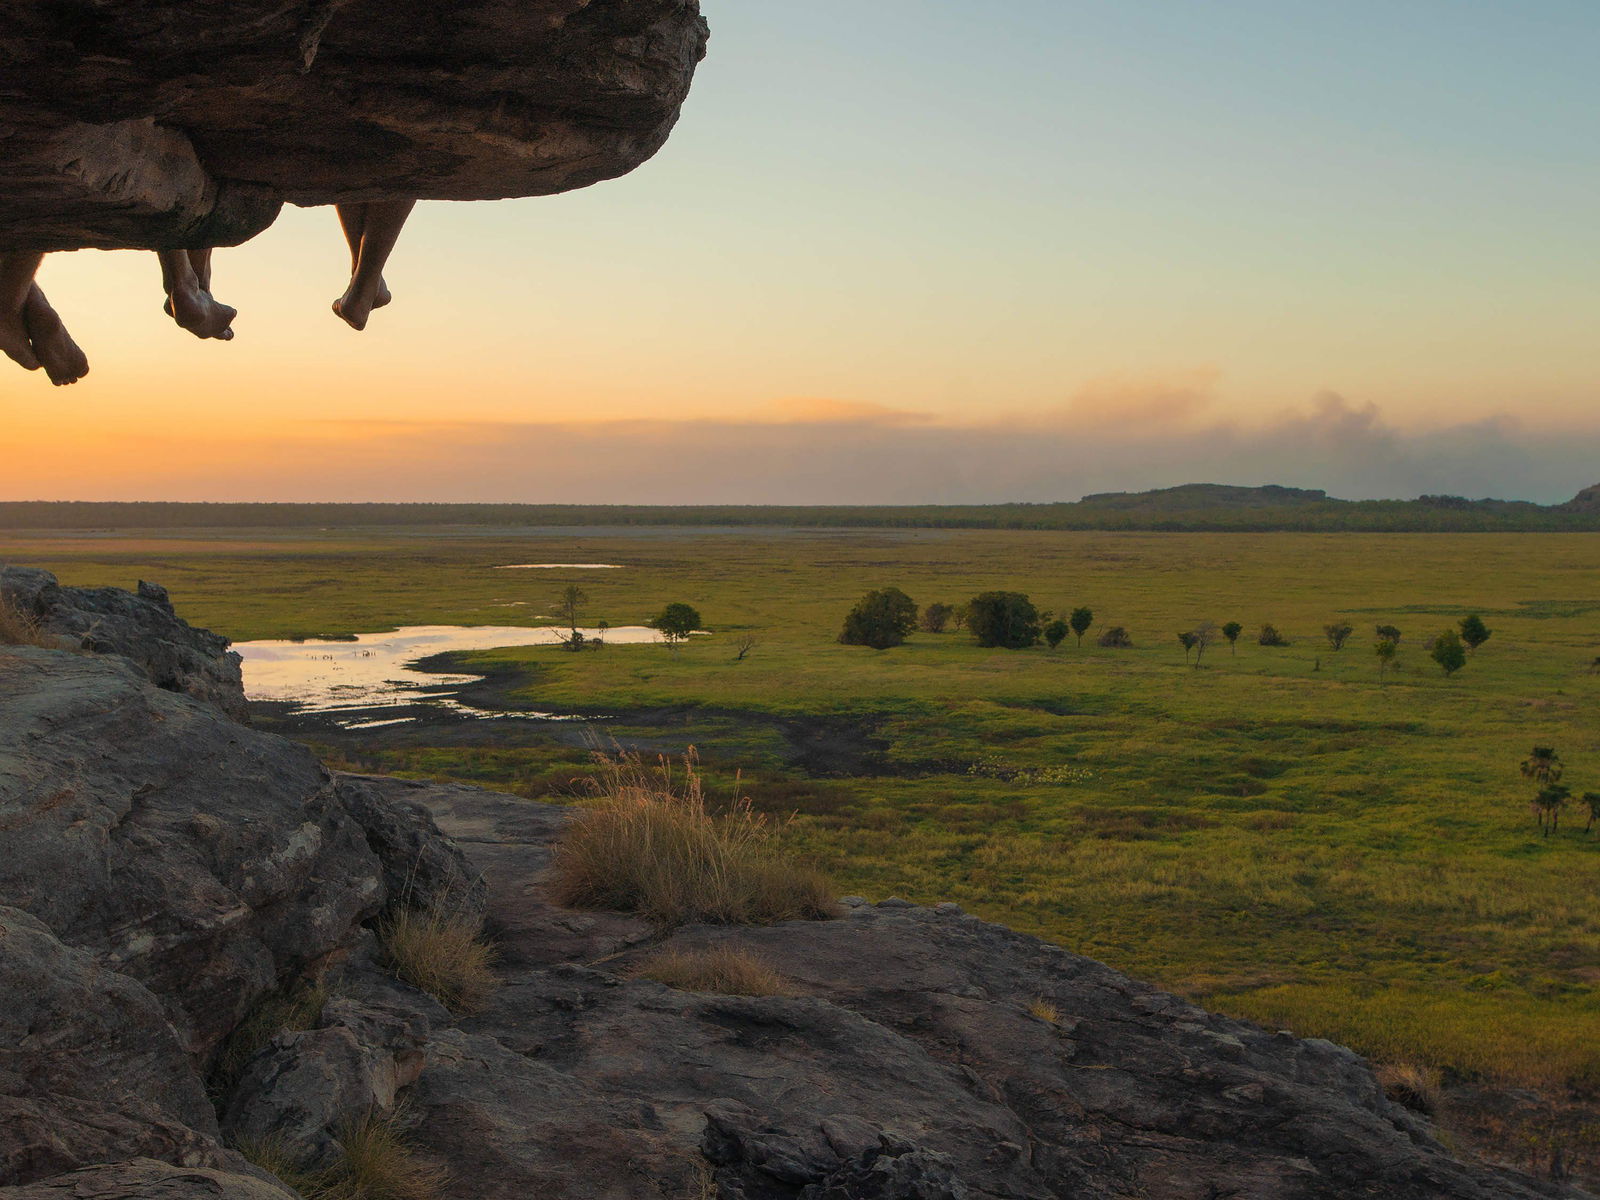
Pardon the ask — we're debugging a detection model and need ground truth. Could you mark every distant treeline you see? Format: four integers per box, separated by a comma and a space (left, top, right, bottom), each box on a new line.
2, 486, 1597, 533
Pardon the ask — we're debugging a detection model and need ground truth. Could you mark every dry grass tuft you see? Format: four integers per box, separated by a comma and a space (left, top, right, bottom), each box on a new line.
0, 595, 52, 648
237, 1110, 447, 1200
633, 945, 792, 997
1027, 998, 1061, 1023
379, 905, 498, 1014
550, 749, 839, 929
1377, 1060, 1444, 1115
212, 980, 327, 1096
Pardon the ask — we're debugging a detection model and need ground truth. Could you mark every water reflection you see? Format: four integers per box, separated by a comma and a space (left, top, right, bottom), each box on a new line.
237, 624, 661, 725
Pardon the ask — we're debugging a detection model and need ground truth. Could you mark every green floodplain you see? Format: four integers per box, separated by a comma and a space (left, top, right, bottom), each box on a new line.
7, 524, 1599, 1093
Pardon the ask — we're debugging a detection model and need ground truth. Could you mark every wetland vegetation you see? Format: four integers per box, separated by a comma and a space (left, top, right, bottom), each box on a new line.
6, 523, 1599, 1103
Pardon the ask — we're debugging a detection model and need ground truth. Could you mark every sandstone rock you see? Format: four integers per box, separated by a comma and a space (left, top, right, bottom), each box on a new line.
0, 0, 709, 252
0, 645, 383, 1058
0, 908, 224, 1186
221, 992, 431, 1164
0, 1160, 296, 1200
0, 567, 246, 719
334, 774, 489, 921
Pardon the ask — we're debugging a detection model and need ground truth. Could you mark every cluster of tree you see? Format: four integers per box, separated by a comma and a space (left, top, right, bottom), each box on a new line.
1519, 746, 1600, 837
840, 589, 1103, 652
1427, 615, 1490, 676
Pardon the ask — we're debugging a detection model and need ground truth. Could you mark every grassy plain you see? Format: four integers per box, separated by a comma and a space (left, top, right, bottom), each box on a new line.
6, 525, 1600, 1095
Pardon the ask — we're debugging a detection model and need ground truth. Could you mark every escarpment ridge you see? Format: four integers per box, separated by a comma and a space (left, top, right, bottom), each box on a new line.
0, 572, 1585, 1199
0, 0, 709, 252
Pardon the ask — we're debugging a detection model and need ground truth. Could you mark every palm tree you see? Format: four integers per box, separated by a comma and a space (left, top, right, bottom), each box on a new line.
1583, 792, 1600, 836
1520, 746, 1564, 788
1533, 785, 1570, 836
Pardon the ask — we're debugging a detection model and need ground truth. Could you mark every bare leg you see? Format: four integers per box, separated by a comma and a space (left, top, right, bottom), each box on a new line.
0, 253, 44, 372
158, 248, 235, 340
23, 284, 89, 386
333, 199, 413, 330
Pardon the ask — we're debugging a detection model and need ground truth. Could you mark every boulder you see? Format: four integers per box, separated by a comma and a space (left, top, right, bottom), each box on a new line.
0, 0, 709, 252
0, 1160, 296, 1200
0, 645, 384, 1058
0, 567, 246, 719
0, 909, 224, 1186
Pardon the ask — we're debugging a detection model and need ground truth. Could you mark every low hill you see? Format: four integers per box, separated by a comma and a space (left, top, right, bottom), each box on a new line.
1, 484, 1598, 533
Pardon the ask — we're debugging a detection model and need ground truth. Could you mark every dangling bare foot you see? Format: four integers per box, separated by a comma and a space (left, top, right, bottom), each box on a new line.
22, 286, 88, 385
332, 273, 387, 331
0, 300, 41, 373
166, 282, 235, 340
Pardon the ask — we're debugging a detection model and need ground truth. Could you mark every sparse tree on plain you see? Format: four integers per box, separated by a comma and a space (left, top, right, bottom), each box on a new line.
1533, 784, 1570, 836
949, 603, 971, 633
1324, 622, 1354, 651
1375, 636, 1398, 682
1098, 626, 1133, 648
1376, 624, 1402, 645
733, 633, 757, 662
1044, 619, 1069, 650
556, 585, 587, 639
1459, 614, 1492, 655
1258, 623, 1288, 647
1177, 631, 1197, 662
1192, 621, 1218, 667
1221, 621, 1243, 655
652, 602, 703, 649
1582, 792, 1600, 836
1069, 607, 1094, 647
919, 603, 954, 634
1429, 629, 1466, 675
967, 591, 1042, 649
593, 619, 609, 648
839, 588, 917, 650
1520, 746, 1564, 788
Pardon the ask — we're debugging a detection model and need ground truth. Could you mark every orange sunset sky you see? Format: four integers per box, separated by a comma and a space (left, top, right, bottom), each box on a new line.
3, 1, 1596, 504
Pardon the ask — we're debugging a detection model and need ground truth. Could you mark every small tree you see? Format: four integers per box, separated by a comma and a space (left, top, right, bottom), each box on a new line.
593, 619, 609, 648
1375, 636, 1397, 682
1069, 607, 1094, 647
1533, 784, 1570, 836
1520, 746, 1564, 788
919, 603, 954, 634
967, 591, 1042, 650
1324, 622, 1354, 651
1044, 619, 1069, 650
949, 603, 971, 633
733, 632, 757, 662
555, 585, 587, 639
1221, 621, 1243, 655
1177, 631, 1197, 662
652, 602, 703, 648
1192, 621, 1218, 668
1098, 626, 1133, 648
1582, 792, 1600, 836
1258, 623, 1288, 647
1376, 624, 1402, 645
1429, 629, 1466, 675
1458, 614, 1491, 655
839, 588, 917, 650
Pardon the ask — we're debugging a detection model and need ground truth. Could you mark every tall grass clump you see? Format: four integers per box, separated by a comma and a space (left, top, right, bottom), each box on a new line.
378, 905, 498, 1014
0, 595, 51, 647
632, 945, 792, 997
237, 1110, 447, 1200
551, 749, 838, 928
